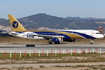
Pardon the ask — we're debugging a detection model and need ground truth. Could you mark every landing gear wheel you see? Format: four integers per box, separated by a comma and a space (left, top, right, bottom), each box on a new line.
90, 43, 93, 44
54, 42, 60, 44
48, 42, 53, 44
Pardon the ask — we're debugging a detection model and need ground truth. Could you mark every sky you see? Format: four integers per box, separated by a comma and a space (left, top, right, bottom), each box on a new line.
0, 0, 105, 19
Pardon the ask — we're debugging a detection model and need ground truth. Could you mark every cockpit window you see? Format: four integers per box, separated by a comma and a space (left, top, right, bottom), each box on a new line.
96, 32, 101, 34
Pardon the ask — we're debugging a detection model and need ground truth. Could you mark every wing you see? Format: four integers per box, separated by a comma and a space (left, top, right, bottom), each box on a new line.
34, 34, 64, 38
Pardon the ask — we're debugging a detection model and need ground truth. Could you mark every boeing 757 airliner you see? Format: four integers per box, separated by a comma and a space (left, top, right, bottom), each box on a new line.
8, 15, 104, 44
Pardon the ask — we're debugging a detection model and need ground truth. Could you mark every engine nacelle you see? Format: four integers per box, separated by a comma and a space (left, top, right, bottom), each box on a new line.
52, 37, 60, 44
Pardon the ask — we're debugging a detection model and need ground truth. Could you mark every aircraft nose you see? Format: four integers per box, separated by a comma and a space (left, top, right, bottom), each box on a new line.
101, 34, 104, 38
93, 34, 104, 38
99, 34, 104, 38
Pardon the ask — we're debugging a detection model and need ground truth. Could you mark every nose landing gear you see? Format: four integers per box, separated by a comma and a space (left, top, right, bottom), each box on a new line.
90, 39, 93, 44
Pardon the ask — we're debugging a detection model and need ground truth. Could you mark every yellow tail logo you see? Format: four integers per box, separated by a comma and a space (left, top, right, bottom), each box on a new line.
8, 15, 26, 31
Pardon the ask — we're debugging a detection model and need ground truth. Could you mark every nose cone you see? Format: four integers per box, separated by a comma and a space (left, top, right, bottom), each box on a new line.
100, 34, 104, 38
96, 34, 104, 38
93, 34, 104, 39
101, 34, 104, 38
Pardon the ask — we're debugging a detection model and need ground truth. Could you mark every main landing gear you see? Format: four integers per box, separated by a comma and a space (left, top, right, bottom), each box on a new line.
48, 42, 53, 44
48, 41, 60, 44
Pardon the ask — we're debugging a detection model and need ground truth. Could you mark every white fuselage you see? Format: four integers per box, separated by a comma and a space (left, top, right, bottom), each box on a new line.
9, 29, 104, 40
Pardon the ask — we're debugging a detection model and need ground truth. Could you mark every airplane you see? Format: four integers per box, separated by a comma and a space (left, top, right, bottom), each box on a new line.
8, 15, 104, 44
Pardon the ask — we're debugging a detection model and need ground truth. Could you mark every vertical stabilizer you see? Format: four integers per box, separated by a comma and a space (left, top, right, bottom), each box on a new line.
8, 15, 26, 31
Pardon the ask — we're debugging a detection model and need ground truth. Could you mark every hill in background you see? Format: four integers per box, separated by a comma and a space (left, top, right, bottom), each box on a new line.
0, 13, 105, 31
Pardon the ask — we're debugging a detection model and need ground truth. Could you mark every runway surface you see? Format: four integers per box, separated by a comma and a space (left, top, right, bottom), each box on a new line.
0, 43, 104, 53
1, 62, 105, 67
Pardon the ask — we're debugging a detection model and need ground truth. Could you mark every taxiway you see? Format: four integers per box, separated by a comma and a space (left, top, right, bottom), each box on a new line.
0, 43, 104, 53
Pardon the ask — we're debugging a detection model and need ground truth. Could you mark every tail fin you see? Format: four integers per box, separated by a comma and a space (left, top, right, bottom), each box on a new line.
8, 15, 26, 31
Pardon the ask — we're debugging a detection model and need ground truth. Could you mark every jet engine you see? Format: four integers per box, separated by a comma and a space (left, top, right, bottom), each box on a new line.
51, 37, 61, 44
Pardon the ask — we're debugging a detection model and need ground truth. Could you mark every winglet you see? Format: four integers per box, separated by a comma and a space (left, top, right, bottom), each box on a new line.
8, 15, 26, 31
